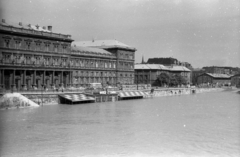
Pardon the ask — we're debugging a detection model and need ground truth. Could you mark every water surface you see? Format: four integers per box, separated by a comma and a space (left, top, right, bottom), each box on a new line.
0, 90, 239, 157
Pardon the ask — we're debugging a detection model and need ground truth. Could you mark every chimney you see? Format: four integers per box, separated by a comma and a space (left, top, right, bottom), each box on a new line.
19, 22, 22, 26
47, 26, 52, 32
2, 19, 6, 23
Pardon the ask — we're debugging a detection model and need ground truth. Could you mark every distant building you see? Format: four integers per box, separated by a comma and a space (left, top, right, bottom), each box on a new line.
202, 66, 239, 75
196, 73, 231, 86
146, 57, 193, 70
191, 68, 206, 85
134, 64, 191, 85
231, 74, 240, 87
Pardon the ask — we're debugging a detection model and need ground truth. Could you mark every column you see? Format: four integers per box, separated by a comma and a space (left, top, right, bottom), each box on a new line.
43, 70, 46, 86
30, 71, 33, 89
12, 70, 16, 91
49, 71, 52, 88
0, 70, 1, 89
20, 70, 23, 90
52, 71, 55, 86
61, 71, 64, 87
2, 70, 4, 89
23, 70, 27, 90
33, 70, 36, 88
66, 72, 69, 87
70, 71, 72, 86
0, 70, 1, 85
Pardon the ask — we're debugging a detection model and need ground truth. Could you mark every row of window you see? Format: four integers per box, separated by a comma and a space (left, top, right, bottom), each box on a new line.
119, 61, 134, 69
73, 77, 116, 84
2, 37, 69, 53
70, 58, 116, 69
73, 71, 116, 77
118, 50, 134, 60
72, 71, 133, 78
1, 53, 117, 69
119, 73, 133, 77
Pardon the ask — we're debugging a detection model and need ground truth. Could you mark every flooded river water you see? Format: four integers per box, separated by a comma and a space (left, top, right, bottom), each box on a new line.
0, 90, 239, 157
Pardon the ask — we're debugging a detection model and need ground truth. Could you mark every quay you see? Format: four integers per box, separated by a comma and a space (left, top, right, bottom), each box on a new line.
0, 87, 221, 109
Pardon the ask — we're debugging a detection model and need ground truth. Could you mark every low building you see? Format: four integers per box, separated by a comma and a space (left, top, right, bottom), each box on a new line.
196, 73, 231, 86
231, 74, 240, 87
134, 64, 191, 85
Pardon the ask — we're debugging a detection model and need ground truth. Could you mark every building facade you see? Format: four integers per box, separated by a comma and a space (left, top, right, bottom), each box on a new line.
0, 20, 136, 91
191, 68, 206, 85
202, 66, 239, 75
73, 40, 136, 85
231, 74, 240, 87
196, 73, 231, 86
0, 20, 73, 91
134, 64, 191, 85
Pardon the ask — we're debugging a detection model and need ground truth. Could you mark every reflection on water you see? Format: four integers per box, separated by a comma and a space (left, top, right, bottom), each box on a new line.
0, 90, 240, 157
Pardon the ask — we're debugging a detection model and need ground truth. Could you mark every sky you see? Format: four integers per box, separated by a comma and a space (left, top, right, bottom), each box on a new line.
1, 0, 240, 68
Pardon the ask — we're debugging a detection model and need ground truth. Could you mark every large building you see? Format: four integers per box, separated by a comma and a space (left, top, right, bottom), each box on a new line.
0, 19, 136, 91
146, 57, 193, 70
134, 64, 191, 85
73, 40, 136, 85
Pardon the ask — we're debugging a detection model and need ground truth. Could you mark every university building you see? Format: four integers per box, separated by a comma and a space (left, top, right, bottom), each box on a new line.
0, 19, 136, 91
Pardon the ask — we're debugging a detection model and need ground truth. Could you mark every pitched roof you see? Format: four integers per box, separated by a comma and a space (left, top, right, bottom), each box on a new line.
71, 46, 112, 55
231, 73, 240, 78
73, 40, 136, 51
168, 66, 191, 72
135, 64, 167, 70
204, 73, 231, 78
134, 64, 190, 72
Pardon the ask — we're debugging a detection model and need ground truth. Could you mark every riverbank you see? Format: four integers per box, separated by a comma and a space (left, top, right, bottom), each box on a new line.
0, 87, 226, 109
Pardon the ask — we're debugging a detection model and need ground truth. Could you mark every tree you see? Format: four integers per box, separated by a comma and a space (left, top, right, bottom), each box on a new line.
169, 74, 187, 87
153, 72, 170, 87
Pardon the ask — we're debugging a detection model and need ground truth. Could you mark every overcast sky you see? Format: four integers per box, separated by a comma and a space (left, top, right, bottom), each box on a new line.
1, 0, 239, 68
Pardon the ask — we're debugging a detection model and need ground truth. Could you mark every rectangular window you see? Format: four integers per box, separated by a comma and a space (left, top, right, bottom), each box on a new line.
45, 43, 50, 51
3, 38, 11, 48
62, 45, 67, 53
15, 40, 21, 49
54, 44, 58, 52
35, 42, 41, 51
26, 41, 31, 50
